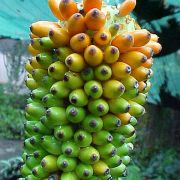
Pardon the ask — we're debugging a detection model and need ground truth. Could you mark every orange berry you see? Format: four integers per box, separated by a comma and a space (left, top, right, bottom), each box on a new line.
142, 58, 153, 68
27, 44, 40, 56
116, 113, 132, 125
84, 45, 103, 66
59, 0, 78, 20
48, 0, 65, 20
93, 29, 111, 46
130, 29, 151, 47
111, 33, 134, 53
70, 33, 91, 53
119, 51, 147, 69
85, 8, 106, 31
29, 33, 39, 39
146, 41, 162, 54
131, 66, 151, 82
67, 13, 86, 36
30, 21, 60, 37
49, 28, 70, 46
150, 34, 159, 42
127, 46, 154, 59
119, 0, 136, 17
138, 81, 146, 93
83, 0, 102, 13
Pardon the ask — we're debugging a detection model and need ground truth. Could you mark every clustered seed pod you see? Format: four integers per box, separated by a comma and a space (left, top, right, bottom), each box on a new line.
22, 0, 162, 179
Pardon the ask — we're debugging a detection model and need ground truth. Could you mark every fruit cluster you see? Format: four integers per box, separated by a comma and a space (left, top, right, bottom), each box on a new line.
21, 0, 162, 179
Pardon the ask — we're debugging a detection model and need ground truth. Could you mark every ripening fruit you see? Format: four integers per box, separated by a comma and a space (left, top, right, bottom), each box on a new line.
45, 107, 68, 127
127, 46, 154, 59
84, 80, 103, 99
83, 0, 102, 13
29, 32, 38, 39
53, 47, 73, 62
70, 33, 91, 53
69, 89, 88, 107
138, 81, 147, 92
65, 53, 86, 72
120, 75, 138, 90
92, 160, 110, 176
74, 129, 92, 147
64, 71, 84, 89
81, 67, 94, 81
150, 33, 159, 42
130, 29, 151, 47
23, 0, 162, 179
109, 23, 120, 36
116, 113, 132, 125
57, 154, 77, 172
41, 155, 58, 173
102, 114, 121, 131
111, 33, 134, 52
111, 62, 131, 79
104, 155, 122, 168
117, 143, 133, 156
82, 114, 103, 132
85, 8, 106, 31
146, 41, 162, 54
142, 57, 153, 68
108, 98, 130, 114
120, 51, 147, 69
128, 100, 145, 117
54, 125, 74, 141
29, 57, 42, 69
84, 45, 103, 66
131, 66, 151, 82
119, 0, 136, 17
27, 44, 40, 56
25, 102, 45, 119
75, 163, 93, 179
36, 52, 54, 68
30, 21, 60, 37
48, 0, 65, 20
25, 62, 33, 74
78, 146, 100, 164
50, 81, 70, 98
94, 64, 112, 81
61, 172, 78, 180
25, 78, 39, 90
59, 0, 78, 20
67, 13, 86, 36
121, 88, 138, 100
62, 141, 80, 157
104, 46, 120, 64
88, 98, 109, 116
49, 28, 70, 47
92, 130, 113, 145
94, 28, 111, 46
103, 80, 125, 99
30, 87, 48, 100
96, 143, 117, 159
48, 61, 68, 80
39, 37, 57, 50
110, 163, 127, 177
66, 105, 86, 123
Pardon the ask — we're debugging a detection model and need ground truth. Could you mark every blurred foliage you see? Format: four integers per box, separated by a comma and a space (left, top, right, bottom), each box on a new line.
0, 157, 23, 180
0, 85, 26, 140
